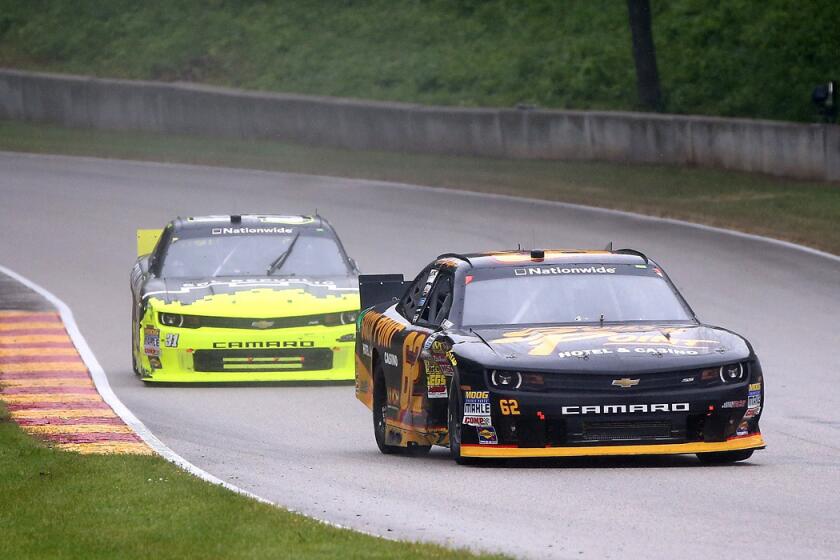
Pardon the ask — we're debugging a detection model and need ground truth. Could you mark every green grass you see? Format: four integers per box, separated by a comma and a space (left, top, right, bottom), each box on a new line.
1, 119, 838, 256
0, 0, 838, 122
0, 401, 504, 559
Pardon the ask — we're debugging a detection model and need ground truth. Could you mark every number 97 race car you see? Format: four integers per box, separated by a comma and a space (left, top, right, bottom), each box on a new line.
131, 214, 360, 383
355, 249, 765, 464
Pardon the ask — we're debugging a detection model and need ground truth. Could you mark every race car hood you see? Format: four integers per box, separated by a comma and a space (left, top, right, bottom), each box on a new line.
456, 323, 752, 373
142, 276, 359, 317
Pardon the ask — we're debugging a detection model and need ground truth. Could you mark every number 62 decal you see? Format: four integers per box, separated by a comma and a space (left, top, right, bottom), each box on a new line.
499, 399, 520, 415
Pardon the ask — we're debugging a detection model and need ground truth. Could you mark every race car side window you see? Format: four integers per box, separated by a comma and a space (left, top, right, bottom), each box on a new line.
150, 225, 174, 277
416, 272, 453, 327
398, 267, 432, 320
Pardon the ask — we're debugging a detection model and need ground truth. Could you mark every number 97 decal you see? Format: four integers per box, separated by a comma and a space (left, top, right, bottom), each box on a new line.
499, 399, 520, 415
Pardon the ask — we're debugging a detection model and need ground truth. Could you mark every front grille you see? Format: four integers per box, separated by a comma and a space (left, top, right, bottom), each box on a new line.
581, 420, 673, 442
517, 366, 724, 393
197, 314, 334, 330
193, 348, 333, 372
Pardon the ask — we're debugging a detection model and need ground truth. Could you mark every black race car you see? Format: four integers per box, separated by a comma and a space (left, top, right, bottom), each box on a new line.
354, 249, 764, 464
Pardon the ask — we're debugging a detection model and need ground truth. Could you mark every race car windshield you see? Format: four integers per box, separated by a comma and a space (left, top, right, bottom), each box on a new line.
159, 232, 349, 278
462, 264, 691, 326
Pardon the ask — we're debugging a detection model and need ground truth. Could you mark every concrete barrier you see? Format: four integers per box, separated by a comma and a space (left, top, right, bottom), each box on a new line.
0, 68, 837, 182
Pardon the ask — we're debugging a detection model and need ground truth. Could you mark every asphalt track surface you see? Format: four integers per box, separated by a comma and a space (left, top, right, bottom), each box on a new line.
1, 151, 839, 559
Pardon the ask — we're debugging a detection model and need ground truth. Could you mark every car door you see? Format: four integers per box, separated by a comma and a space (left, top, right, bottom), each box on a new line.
380, 266, 436, 420
386, 267, 456, 433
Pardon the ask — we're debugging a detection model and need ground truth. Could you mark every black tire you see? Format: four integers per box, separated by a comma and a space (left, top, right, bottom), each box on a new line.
372, 361, 401, 455
696, 449, 754, 464
131, 300, 142, 376
448, 376, 476, 465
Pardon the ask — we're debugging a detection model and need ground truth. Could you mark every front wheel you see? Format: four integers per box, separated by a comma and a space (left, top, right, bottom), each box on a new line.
372, 361, 400, 455
131, 300, 142, 376
448, 376, 476, 465
696, 449, 754, 464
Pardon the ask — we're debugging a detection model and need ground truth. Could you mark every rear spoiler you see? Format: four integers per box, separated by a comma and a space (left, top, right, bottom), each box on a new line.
136, 229, 163, 257
359, 274, 406, 310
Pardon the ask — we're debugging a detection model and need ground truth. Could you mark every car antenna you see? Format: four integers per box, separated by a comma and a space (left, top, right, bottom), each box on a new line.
605, 242, 613, 251
599, 313, 604, 326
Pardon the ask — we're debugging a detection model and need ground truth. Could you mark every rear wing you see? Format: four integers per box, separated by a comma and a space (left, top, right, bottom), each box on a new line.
359, 274, 406, 310
136, 229, 162, 257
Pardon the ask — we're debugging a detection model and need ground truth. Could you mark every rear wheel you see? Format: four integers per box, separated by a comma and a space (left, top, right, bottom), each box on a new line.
696, 449, 754, 464
448, 376, 476, 465
372, 361, 400, 455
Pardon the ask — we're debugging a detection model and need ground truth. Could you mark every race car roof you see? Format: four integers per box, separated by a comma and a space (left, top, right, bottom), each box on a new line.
170, 215, 332, 233
437, 250, 651, 269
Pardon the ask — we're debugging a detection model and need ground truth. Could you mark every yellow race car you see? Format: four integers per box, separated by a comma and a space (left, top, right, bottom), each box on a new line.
130, 215, 360, 382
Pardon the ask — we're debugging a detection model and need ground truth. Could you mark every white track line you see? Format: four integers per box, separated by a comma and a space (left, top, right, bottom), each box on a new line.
0, 262, 373, 536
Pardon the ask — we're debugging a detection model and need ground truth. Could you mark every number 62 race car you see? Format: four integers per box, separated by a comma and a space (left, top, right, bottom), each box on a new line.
355, 248, 765, 464
131, 214, 360, 383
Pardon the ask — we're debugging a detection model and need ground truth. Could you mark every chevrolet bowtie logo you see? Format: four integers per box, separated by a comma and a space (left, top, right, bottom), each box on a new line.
611, 378, 640, 388
251, 320, 275, 329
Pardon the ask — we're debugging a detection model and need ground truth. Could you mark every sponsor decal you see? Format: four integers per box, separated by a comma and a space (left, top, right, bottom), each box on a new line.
360, 310, 405, 348
446, 350, 458, 366
514, 266, 616, 276
477, 426, 498, 445
361, 342, 372, 357
746, 383, 762, 416
422, 334, 436, 354
561, 403, 690, 415
425, 361, 448, 399
491, 326, 720, 357
744, 407, 761, 419
211, 226, 293, 235
148, 356, 162, 369
559, 347, 701, 358
144, 326, 160, 356
736, 421, 750, 436
681, 377, 695, 383
383, 352, 399, 367
463, 390, 492, 427
463, 416, 492, 427
721, 400, 747, 409
164, 333, 179, 348
388, 387, 400, 406
212, 340, 314, 348
611, 378, 640, 388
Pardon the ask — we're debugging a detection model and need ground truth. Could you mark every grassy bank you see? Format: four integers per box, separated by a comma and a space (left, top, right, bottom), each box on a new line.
0, 401, 503, 559
0, 119, 838, 255
0, 0, 838, 122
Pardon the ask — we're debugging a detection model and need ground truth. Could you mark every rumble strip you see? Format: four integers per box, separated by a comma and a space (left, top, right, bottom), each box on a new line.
0, 298, 151, 454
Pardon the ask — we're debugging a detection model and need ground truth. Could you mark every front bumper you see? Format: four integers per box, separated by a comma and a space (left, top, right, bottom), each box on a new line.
138, 322, 355, 382
462, 433, 765, 458
459, 375, 765, 457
